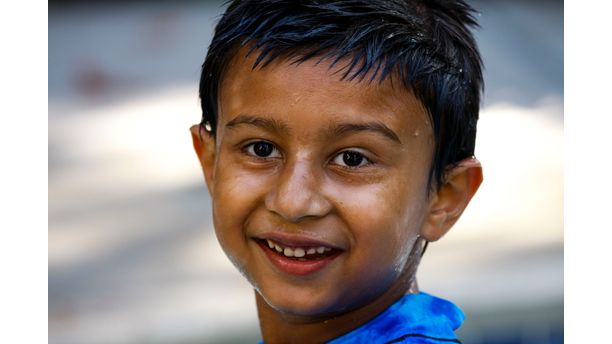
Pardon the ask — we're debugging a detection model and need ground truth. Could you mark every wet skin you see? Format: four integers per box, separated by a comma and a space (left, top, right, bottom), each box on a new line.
192, 51, 483, 343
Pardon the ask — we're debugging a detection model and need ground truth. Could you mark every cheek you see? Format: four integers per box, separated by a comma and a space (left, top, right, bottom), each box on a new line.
213, 157, 267, 213
340, 181, 425, 238
211, 163, 266, 257
336, 182, 427, 270
211, 166, 276, 288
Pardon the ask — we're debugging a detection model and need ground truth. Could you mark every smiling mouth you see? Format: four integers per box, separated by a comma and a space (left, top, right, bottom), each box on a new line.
258, 239, 339, 260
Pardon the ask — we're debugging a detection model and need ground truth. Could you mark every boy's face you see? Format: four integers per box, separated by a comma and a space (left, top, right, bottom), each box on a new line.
197, 52, 440, 317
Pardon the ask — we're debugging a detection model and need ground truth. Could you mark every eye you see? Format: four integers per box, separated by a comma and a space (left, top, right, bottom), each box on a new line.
244, 141, 281, 158
332, 150, 371, 168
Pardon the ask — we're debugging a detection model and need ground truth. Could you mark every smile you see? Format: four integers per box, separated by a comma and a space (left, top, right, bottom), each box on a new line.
256, 237, 342, 276
265, 239, 333, 259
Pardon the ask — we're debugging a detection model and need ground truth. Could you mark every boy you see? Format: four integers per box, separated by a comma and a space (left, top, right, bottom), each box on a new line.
191, 0, 483, 343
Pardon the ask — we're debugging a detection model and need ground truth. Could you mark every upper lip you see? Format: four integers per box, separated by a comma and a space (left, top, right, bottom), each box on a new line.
254, 231, 346, 251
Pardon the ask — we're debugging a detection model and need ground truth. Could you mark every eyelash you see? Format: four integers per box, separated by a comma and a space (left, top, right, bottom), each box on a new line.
331, 150, 372, 169
242, 141, 281, 159
242, 141, 374, 169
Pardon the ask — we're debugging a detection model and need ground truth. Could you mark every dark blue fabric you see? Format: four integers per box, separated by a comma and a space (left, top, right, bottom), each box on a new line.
327, 292, 464, 344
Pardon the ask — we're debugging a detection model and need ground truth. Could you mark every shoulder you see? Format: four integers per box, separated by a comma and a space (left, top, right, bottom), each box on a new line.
382, 333, 462, 344
331, 330, 463, 344
328, 292, 465, 344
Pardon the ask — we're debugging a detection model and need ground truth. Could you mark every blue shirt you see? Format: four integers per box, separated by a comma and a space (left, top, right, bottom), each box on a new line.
328, 292, 464, 344
259, 292, 464, 344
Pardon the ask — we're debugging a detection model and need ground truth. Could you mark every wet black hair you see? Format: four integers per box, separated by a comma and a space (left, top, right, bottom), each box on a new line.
199, 0, 483, 189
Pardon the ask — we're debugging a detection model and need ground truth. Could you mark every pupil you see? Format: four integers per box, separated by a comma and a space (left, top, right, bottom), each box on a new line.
343, 151, 363, 166
254, 142, 273, 157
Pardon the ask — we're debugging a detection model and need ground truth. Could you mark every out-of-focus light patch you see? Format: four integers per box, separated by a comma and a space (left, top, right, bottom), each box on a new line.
448, 100, 563, 246
174, 229, 237, 273
50, 86, 203, 197
49, 217, 134, 268
49, 85, 206, 267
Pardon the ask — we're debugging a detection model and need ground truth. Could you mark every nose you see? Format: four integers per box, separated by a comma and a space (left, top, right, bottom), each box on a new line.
265, 160, 332, 223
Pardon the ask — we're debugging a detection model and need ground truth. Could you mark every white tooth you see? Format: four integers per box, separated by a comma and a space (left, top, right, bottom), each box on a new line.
316, 247, 325, 254
307, 248, 316, 255
284, 247, 294, 257
294, 248, 305, 258
324, 247, 331, 252
274, 244, 282, 252
267, 240, 274, 249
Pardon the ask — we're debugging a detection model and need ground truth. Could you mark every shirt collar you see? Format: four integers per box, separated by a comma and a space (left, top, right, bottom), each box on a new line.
327, 292, 464, 343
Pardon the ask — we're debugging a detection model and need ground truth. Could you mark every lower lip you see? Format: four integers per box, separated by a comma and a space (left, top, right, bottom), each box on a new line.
258, 242, 340, 276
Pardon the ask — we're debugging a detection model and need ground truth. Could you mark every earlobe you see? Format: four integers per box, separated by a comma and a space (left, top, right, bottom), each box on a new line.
190, 124, 216, 194
420, 157, 483, 242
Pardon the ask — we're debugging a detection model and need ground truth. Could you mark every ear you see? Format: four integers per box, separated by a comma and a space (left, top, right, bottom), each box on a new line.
190, 124, 216, 195
420, 157, 483, 242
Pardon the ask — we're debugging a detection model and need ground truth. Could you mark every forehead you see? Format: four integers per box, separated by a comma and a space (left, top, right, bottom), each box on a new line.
218, 49, 431, 135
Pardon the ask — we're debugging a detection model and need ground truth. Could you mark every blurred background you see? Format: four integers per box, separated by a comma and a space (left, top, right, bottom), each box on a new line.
48, 1, 563, 343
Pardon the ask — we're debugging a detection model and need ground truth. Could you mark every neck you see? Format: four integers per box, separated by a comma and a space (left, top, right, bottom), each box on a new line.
256, 239, 425, 344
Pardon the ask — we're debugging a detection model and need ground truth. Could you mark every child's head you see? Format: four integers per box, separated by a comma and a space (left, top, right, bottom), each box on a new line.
191, 0, 483, 338
199, 0, 483, 190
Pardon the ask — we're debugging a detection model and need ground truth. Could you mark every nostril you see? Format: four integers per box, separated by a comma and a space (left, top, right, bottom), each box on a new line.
265, 191, 327, 222
265, 162, 332, 221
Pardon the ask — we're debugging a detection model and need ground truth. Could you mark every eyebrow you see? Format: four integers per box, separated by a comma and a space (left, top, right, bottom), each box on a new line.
225, 114, 401, 144
225, 114, 290, 134
330, 122, 402, 144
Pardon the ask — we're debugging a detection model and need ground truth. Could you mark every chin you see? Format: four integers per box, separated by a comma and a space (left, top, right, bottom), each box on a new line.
259, 287, 345, 318
263, 283, 377, 320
